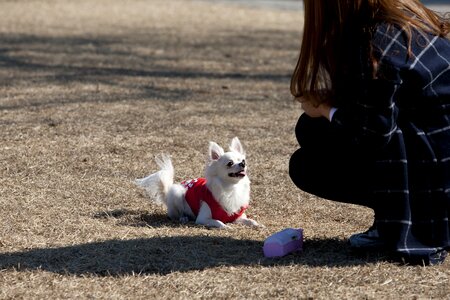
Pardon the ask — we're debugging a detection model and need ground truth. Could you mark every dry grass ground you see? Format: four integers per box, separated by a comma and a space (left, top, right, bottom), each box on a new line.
0, 0, 449, 298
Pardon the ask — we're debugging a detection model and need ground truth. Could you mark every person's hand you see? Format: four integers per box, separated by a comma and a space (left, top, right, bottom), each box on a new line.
296, 97, 332, 120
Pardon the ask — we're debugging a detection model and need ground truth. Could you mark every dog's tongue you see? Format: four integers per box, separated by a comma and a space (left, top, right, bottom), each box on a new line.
229, 170, 246, 178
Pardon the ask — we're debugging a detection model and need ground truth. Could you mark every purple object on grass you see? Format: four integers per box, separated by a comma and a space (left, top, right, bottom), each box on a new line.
263, 228, 303, 257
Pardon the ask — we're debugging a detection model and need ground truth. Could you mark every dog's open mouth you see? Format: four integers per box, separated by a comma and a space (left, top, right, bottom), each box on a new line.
229, 170, 246, 178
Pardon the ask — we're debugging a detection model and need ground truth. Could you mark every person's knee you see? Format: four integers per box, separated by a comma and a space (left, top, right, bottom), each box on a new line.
289, 147, 329, 198
289, 148, 307, 190
294, 114, 312, 146
295, 113, 332, 147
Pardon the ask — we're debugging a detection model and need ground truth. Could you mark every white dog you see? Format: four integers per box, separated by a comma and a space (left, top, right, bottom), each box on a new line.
135, 137, 262, 229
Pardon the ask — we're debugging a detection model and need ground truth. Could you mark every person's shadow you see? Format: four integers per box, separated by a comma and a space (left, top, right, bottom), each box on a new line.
0, 210, 389, 276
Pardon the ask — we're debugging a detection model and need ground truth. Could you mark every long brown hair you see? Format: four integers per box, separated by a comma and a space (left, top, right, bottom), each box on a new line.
290, 0, 450, 103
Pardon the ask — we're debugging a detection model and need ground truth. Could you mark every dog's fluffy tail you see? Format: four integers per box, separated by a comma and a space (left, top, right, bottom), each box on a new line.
135, 154, 174, 205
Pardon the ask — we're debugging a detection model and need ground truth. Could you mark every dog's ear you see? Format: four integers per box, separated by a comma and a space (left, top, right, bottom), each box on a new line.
230, 137, 245, 155
209, 142, 224, 161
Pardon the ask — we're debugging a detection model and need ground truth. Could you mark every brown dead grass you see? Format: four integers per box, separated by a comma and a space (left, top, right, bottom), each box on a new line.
0, 0, 449, 299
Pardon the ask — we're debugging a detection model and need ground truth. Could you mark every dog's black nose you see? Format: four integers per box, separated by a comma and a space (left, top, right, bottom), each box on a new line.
239, 160, 246, 168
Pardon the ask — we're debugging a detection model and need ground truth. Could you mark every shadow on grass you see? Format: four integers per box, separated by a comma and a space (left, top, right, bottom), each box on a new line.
0, 31, 294, 110
0, 234, 390, 276
93, 209, 195, 228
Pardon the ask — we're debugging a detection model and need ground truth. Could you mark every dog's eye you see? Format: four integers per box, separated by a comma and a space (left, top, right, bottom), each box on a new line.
226, 161, 233, 168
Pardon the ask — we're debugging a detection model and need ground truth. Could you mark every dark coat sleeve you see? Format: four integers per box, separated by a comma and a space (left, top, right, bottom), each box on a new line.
330, 25, 408, 151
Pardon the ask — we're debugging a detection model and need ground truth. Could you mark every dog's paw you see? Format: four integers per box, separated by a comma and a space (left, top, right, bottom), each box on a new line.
255, 222, 266, 228
205, 224, 232, 230
209, 222, 233, 230
196, 218, 232, 229
235, 217, 263, 227
220, 224, 233, 230
245, 219, 266, 228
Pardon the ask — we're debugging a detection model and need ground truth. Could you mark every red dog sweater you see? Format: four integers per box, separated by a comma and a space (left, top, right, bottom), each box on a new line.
181, 178, 248, 223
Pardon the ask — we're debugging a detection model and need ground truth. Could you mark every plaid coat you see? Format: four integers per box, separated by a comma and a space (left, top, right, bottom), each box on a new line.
331, 24, 450, 263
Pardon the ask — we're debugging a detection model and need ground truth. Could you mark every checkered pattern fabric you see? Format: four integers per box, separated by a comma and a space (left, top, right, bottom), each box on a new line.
331, 23, 450, 264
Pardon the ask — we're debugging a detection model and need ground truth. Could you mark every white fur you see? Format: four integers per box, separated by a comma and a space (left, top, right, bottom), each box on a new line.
135, 137, 262, 229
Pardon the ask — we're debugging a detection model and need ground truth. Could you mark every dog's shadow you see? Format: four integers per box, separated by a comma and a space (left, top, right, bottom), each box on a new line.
93, 208, 187, 228
0, 210, 391, 276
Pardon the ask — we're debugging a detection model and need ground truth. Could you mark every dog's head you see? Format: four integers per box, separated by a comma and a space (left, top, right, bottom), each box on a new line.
206, 137, 248, 184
